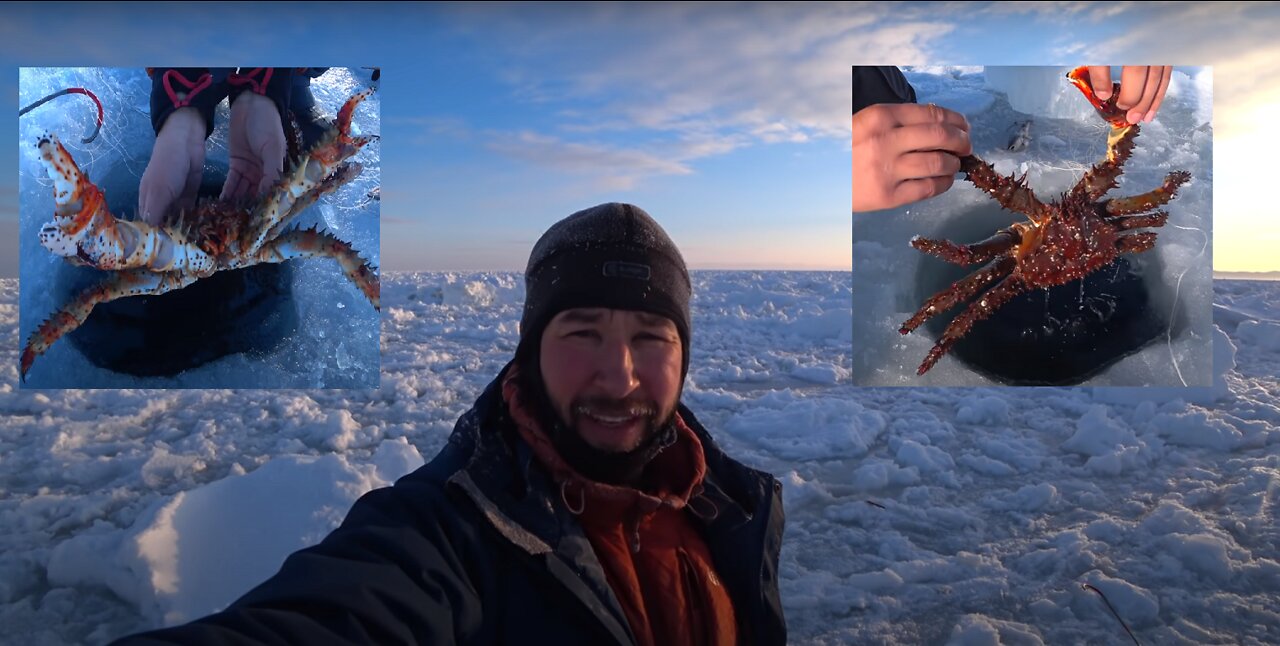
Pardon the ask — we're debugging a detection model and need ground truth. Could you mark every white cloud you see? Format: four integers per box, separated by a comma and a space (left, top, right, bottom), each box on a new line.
449, 0, 1280, 234
486, 131, 693, 191
442, 4, 956, 188
1044, 2, 1278, 138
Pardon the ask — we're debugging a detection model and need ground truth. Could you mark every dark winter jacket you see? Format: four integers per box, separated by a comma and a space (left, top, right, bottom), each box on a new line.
116, 365, 786, 645
852, 66, 917, 115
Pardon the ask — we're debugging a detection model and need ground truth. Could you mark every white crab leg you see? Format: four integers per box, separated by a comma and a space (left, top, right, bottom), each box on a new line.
36, 133, 214, 273
260, 161, 364, 246
245, 88, 377, 256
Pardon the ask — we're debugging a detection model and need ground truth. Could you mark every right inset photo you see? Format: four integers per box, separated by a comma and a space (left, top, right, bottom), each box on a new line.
852, 66, 1212, 387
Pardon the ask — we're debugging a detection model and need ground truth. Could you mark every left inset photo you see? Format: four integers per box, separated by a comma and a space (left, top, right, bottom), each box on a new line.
18, 67, 381, 388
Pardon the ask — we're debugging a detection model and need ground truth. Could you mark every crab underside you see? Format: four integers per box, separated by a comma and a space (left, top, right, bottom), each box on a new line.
21, 88, 381, 382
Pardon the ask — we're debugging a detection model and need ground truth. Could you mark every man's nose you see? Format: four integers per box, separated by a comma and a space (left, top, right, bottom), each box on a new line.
594, 337, 639, 397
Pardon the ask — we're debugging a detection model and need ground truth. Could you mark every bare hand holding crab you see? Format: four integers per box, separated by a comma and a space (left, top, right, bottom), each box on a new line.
1083, 66, 1174, 125
852, 103, 972, 212
219, 91, 286, 201
138, 107, 206, 227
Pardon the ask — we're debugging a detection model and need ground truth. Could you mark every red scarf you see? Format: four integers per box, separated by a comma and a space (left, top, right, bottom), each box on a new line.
503, 368, 739, 646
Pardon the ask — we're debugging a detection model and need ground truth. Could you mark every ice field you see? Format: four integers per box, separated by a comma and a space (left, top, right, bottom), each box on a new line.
1, 273, 1277, 644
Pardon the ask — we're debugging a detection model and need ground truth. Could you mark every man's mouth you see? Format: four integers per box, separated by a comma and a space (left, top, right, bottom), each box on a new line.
574, 405, 654, 426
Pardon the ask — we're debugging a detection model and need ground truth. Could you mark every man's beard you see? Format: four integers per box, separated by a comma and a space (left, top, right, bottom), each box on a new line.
554, 396, 677, 486
512, 355, 679, 486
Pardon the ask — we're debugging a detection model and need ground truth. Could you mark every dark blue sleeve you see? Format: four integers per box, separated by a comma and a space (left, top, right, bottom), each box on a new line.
852, 66, 917, 115
227, 68, 297, 121
148, 67, 230, 138
110, 477, 485, 645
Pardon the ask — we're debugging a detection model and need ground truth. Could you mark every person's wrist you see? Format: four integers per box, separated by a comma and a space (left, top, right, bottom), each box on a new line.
230, 90, 275, 113
160, 107, 207, 142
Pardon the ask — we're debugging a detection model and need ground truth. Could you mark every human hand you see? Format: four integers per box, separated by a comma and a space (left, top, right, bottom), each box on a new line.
852, 103, 971, 212
1084, 66, 1173, 125
138, 107, 205, 227
220, 91, 286, 201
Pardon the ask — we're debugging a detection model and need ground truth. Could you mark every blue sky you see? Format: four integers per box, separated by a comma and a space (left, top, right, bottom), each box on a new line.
3, 2, 1280, 275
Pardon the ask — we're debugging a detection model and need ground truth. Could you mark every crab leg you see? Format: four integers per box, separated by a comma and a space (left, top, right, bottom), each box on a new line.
1063, 67, 1149, 201
247, 89, 378, 256
35, 133, 214, 273
230, 227, 380, 310
260, 162, 365, 246
1107, 210, 1169, 232
959, 155, 1050, 223
915, 274, 1030, 376
1074, 125, 1140, 202
900, 256, 1016, 335
20, 270, 198, 382
1115, 231, 1159, 254
910, 225, 1023, 266
1104, 171, 1192, 216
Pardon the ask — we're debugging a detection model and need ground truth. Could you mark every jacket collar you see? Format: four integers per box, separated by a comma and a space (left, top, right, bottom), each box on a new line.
447, 363, 769, 532
444, 363, 784, 644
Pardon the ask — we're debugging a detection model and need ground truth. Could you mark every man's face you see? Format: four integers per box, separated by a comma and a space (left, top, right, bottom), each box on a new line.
539, 308, 683, 454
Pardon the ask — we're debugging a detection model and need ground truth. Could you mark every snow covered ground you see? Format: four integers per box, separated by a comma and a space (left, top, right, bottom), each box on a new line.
854, 67, 1213, 387
1, 272, 1277, 644
17, 67, 381, 389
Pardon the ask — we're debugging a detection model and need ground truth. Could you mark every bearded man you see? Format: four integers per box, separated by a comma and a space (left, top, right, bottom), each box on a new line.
117, 203, 786, 646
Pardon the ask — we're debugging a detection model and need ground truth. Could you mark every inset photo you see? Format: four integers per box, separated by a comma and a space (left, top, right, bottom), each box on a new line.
852, 66, 1212, 386
18, 67, 381, 388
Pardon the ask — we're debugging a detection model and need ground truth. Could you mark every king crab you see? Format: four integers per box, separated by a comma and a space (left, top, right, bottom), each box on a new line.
899, 66, 1192, 376
20, 88, 380, 383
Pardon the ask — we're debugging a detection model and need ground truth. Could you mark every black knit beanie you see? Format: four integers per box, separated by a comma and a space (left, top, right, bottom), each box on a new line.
517, 203, 692, 378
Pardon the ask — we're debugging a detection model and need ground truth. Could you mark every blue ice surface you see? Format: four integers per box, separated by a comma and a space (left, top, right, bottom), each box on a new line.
18, 67, 382, 389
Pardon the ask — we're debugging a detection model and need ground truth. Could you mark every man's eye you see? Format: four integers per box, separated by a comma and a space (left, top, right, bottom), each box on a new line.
567, 330, 600, 339
636, 332, 669, 342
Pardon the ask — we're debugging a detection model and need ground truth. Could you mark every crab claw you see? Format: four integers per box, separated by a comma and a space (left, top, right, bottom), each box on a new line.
1066, 67, 1130, 128
36, 132, 213, 273
286, 89, 377, 207
35, 132, 111, 258
311, 87, 378, 169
